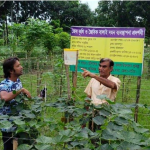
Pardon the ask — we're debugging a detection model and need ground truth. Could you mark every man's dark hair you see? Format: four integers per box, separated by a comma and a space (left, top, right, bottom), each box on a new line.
3, 57, 19, 78
100, 58, 114, 67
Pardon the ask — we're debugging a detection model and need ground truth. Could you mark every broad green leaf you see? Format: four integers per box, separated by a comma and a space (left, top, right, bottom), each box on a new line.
116, 131, 144, 144
32, 96, 43, 101
99, 144, 113, 150
133, 122, 149, 133
24, 113, 36, 118
94, 104, 103, 109
21, 110, 31, 114
117, 108, 132, 115
105, 98, 115, 104
110, 143, 120, 149
67, 106, 75, 109
111, 103, 124, 112
31, 104, 40, 110
102, 129, 117, 140
9, 116, 22, 120
34, 107, 42, 112
49, 124, 57, 131
117, 141, 141, 150
35, 122, 44, 128
17, 144, 32, 150
93, 116, 105, 125
13, 120, 25, 125
45, 103, 55, 107
118, 114, 133, 120
124, 104, 136, 108
107, 122, 123, 131
84, 97, 92, 101
16, 104, 23, 111
59, 129, 75, 137
82, 127, 98, 137
96, 94, 108, 100
99, 109, 111, 117
52, 135, 71, 144
114, 117, 128, 125
140, 138, 150, 145
71, 141, 82, 147
75, 131, 88, 139
75, 108, 87, 115
36, 135, 53, 144
57, 107, 66, 113
44, 118, 53, 123
16, 127, 26, 133
15, 94, 22, 102
0, 120, 13, 129
28, 120, 37, 127
71, 140, 88, 147
136, 104, 145, 108
0, 115, 9, 119
35, 144, 53, 150
57, 97, 66, 102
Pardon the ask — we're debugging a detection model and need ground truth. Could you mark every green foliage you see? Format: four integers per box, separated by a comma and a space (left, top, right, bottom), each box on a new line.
58, 32, 70, 49
0, 46, 12, 57
8, 33, 18, 55
0, 19, 71, 57
43, 32, 56, 55
95, 1, 150, 36
8, 23, 25, 37
1, 64, 150, 149
22, 18, 53, 57
46, 97, 150, 149
0, 39, 4, 46
50, 20, 60, 29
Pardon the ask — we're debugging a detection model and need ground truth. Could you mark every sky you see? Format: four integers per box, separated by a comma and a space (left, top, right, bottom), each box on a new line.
80, 0, 99, 11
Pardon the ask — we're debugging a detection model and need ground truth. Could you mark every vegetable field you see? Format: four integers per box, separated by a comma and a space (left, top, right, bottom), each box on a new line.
0, 50, 150, 149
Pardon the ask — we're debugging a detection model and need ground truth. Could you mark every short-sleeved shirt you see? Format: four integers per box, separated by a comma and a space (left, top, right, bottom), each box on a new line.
0, 78, 22, 132
84, 75, 121, 105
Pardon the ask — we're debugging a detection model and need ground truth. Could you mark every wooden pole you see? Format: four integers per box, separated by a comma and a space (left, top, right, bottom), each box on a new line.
122, 75, 125, 102
60, 52, 64, 97
65, 65, 71, 100
13, 138, 18, 150
37, 60, 39, 95
72, 51, 78, 96
45, 83, 47, 102
134, 76, 141, 122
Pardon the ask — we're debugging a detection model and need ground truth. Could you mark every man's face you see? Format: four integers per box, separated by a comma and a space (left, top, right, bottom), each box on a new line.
99, 61, 113, 78
11, 60, 23, 77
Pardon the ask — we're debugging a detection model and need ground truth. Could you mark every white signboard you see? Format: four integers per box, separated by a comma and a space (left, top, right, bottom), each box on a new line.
64, 49, 78, 65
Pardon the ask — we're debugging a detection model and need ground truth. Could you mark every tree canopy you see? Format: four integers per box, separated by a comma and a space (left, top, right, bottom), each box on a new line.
94, 1, 150, 37
0, 0, 150, 40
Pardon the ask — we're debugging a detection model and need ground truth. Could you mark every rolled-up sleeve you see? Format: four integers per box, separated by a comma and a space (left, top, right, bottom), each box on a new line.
0, 84, 8, 92
84, 78, 93, 97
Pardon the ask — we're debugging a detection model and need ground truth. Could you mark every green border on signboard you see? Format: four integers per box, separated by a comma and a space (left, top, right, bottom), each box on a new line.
70, 60, 142, 76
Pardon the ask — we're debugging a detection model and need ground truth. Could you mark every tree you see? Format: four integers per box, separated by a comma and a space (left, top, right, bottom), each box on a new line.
22, 19, 53, 57
0, 1, 13, 45
58, 32, 70, 49
43, 32, 56, 55
95, 1, 150, 37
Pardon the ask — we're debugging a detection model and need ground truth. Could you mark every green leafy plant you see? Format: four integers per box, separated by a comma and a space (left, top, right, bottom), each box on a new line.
1, 93, 150, 150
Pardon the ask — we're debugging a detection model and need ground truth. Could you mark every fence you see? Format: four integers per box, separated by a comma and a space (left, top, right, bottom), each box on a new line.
0, 54, 150, 149
0, 55, 150, 123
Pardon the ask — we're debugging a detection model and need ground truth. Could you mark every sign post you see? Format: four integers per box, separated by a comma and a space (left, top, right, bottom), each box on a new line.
64, 48, 79, 100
